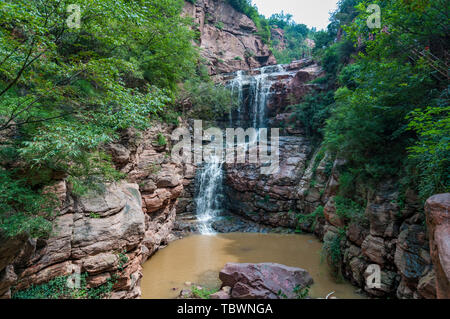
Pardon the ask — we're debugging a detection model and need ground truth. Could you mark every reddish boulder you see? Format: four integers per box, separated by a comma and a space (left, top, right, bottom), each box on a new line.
425, 193, 450, 299
219, 263, 313, 299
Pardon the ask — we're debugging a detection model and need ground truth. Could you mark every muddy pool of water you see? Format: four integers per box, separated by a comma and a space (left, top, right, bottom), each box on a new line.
141, 232, 364, 299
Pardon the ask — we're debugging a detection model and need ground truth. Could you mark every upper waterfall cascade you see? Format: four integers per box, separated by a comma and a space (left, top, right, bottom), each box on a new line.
194, 63, 303, 234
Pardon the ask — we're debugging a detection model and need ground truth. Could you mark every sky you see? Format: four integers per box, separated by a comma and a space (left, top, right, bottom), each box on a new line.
251, 0, 339, 30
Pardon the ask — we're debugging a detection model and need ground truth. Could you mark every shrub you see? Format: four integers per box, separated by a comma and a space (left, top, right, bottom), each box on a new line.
12, 273, 116, 299
407, 105, 450, 199
190, 286, 219, 299
296, 205, 324, 232
334, 196, 367, 226
156, 133, 167, 146
178, 80, 238, 121
321, 228, 346, 280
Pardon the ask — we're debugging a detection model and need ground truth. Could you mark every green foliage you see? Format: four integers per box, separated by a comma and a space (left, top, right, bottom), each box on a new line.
179, 80, 238, 121
296, 205, 324, 232
268, 11, 313, 63
291, 91, 334, 139
319, 0, 449, 195
215, 22, 224, 30
89, 212, 101, 219
321, 228, 346, 280
277, 290, 288, 299
324, 59, 435, 182
0, 0, 200, 237
334, 196, 366, 225
190, 286, 219, 299
227, 0, 260, 26
226, 1, 270, 43
117, 251, 129, 272
293, 285, 310, 299
407, 105, 450, 199
310, 0, 449, 200
156, 133, 167, 146
337, 171, 356, 197
12, 273, 116, 299
0, 170, 54, 238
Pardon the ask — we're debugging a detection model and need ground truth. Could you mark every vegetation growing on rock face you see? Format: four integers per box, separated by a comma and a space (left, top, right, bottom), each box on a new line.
12, 273, 117, 299
177, 80, 238, 121
321, 228, 346, 280
267, 12, 313, 64
290, 0, 449, 202
296, 205, 324, 233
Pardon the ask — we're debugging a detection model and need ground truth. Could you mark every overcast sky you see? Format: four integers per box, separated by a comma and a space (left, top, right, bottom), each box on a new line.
251, 0, 339, 30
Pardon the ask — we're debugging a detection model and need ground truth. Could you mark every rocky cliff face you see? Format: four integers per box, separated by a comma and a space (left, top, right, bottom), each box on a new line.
222, 59, 438, 299
225, 142, 439, 298
0, 123, 192, 299
183, 0, 276, 75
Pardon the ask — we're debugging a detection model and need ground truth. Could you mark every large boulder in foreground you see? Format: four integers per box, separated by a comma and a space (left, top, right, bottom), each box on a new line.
426, 193, 450, 299
219, 263, 313, 299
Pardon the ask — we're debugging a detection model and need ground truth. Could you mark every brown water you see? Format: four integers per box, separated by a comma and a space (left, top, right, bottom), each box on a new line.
141, 233, 364, 299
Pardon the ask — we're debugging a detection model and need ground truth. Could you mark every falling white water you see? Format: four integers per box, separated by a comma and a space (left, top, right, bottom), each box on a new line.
194, 63, 299, 234
229, 70, 244, 127
195, 159, 224, 235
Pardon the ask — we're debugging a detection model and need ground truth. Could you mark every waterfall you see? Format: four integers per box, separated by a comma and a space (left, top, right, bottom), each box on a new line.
195, 160, 224, 234
194, 63, 297, 234
229, 70, 244, 127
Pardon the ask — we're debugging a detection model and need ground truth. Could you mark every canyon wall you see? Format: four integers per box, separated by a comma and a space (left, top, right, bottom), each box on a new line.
183, 0, 276, 75
223, 62, 444, 299
0, 123, 192, 299
226, 139, 440, 299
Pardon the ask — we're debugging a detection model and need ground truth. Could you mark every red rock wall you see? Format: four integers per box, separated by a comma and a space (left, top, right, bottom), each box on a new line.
183, 0, 276, 75
0, 123, 193, 299
426, 194, 450, 299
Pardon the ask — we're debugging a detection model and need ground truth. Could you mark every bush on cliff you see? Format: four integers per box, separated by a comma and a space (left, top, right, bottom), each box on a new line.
301, 0, 449, 202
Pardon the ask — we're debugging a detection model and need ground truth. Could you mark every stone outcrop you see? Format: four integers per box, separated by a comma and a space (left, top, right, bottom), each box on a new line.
267, 60, 323, 121
183, 0, 276, 75
0, 181, 145, 299
225, 140, 437, 298
225, 136, 312, 229
271, 28, 287, 51
425, 194, 450, 299
0, 122, 191, 299
111, 122, 194, 261
219, 263, 313, 299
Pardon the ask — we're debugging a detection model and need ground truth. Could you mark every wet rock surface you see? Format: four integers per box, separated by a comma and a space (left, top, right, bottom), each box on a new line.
225, 136, 312, 229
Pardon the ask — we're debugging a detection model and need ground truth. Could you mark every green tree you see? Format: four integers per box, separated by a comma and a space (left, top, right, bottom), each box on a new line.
0, 0, 199, 238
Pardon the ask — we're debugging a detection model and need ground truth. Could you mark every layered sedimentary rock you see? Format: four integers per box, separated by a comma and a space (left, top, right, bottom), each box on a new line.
183, 0, 276, 75
271, 27, 287, 51
0, 181, 145, 299
225, 136, 312, 229
0, 122, 192, 299
425, 194, 450, 299
225, 144, 437, 298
